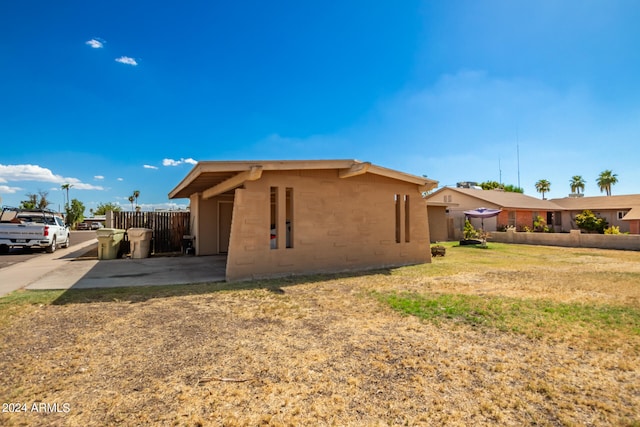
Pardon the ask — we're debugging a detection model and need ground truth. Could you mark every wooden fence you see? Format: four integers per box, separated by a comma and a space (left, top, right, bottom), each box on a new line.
106, 211, 191, 254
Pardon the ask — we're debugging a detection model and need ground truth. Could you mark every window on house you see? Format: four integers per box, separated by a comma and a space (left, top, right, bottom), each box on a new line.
270, 187, 278, 249
286, 187, 294, 248
554, 211, 562, 226
508, 211, 516, 227
395, 194, 401, 243
618, 211, 629, 220
404, 195, 410, 242
270, 186, 294, 249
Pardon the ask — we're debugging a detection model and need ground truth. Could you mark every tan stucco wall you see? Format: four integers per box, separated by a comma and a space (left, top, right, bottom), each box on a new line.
224, 169, 431, 281
427, 206, 448, 242
191, 193, 234, 255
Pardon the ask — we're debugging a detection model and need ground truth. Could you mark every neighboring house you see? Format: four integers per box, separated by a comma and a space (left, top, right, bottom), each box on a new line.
550, 194, 640, 234
425, 187, 563, 239
169, 160, 438, 281
425, 187, 640, 239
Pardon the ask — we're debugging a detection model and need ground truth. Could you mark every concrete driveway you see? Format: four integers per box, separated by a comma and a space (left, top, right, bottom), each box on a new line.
0, 239, 226, 297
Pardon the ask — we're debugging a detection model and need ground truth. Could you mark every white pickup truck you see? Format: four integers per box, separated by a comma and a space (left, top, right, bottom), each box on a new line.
0, 207, 70, 254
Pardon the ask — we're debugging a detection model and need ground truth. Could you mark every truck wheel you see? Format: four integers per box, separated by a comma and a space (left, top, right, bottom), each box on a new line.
46, 237, 57, 253
62, 234, 70, 248
0, 245, 9, 255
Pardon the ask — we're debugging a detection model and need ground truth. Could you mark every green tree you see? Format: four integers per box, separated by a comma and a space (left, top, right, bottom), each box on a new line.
480, 181, 502, 190
535, 179, 551, 199
596, 170, 618, 196
502, 184, 524, 193
133, 190, 140, 209
128, 195, 135, 211
479, 181, 524, 193
65, 198, 85, 227
94, 202, 122, 215
569, 175, 585, 195
20, 191, 51, 210
575, 210, 608, 233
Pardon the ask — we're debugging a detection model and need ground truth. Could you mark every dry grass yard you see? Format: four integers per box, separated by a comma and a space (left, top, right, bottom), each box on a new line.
1, 242, 639, 426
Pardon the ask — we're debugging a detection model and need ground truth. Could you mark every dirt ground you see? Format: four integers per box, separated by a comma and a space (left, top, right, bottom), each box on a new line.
1, 243, 639, 426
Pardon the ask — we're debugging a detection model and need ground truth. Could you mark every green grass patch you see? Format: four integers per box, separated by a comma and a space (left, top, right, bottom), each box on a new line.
375, 291, 640, 339
0, 289, 65, 327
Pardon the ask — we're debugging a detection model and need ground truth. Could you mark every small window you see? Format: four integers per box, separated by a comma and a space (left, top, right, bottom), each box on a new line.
270, 187, 278, 249
404, 195, 410, 242
395, 194, 401, 243
618, 211, 628, 220
286, 187, 294, 248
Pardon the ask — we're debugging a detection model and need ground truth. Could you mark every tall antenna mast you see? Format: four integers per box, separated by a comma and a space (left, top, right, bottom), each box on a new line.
499, 157, 502, 185
516, 128, 521, 189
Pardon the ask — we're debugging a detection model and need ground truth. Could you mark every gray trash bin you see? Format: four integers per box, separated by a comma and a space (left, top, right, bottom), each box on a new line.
127, 228, 153, 258
96, 228, 125, 260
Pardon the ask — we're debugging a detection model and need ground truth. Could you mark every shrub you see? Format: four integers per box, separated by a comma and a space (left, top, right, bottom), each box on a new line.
463, 219, 479, 240
533, 215, 550, 233
604, 226, 620, 235
575, 210, 608, 234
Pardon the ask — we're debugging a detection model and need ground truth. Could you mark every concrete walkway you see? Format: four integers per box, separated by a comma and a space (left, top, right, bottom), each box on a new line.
0, 240, 226, 297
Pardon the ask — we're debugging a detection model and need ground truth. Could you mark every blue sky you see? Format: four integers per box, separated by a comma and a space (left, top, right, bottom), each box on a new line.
1, 1, 639, 212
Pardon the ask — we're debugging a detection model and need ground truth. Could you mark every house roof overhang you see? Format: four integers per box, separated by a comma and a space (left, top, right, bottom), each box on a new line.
621, 207, 640, 221
168, 159, 439, 200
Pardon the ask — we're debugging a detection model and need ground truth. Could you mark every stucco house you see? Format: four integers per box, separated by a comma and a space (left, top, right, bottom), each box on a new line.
425, 187, 640, 239
425, 187, 563, 239
550, 194, 640, 234
168, 160, 438, 281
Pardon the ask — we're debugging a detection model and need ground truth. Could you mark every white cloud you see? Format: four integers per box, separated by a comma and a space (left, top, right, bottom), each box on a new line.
94, 175, 104, 180
86, 38, 104, 49
0, 164, 104, 190
72, 183, 104, 190
115, 56, 138, 66
163, 158, 198, 167
143, 165, 158, 170
117, 177, 124, 181
0, 185, 22, 194
163, 158, 181, 167
0, 164, 66, 183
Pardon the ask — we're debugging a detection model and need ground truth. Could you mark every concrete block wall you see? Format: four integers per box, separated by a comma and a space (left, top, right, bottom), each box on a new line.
225, 169, 431, 281
492, 229, 640, 251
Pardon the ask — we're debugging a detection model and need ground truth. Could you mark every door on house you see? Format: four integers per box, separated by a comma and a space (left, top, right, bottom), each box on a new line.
218, 201, 233, 253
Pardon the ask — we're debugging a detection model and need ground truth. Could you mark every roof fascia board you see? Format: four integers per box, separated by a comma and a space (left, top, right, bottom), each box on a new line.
339, 162, 371, 178
367, 164, 438, 189
170, 159, 439, 199
168, 163, 203, 199
202, 166, 263, 199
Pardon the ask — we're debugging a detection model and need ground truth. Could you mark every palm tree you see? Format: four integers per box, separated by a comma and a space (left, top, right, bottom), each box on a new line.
569, 175, 585, 195
535, 179, 551, 199
61, 183, 73, 208
128, 195, 135, 211
596, 170, 618, 196
133, 190, 140, 209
